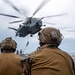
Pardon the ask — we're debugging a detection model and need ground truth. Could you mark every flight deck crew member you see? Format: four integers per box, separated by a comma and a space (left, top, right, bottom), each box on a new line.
21, 27, 75, 75
0, 37, 23, 75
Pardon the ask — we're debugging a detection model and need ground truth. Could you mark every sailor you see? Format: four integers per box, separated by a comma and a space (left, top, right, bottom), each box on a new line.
21, 27, 75, 75
0, 37, 23, 75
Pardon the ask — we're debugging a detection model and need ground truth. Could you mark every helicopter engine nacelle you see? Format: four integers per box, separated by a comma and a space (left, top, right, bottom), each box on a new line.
28, 19, 42, 35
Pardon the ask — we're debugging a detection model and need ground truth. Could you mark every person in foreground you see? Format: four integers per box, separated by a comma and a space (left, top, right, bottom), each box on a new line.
0, 37, 23, 75
21, 27, 75, 75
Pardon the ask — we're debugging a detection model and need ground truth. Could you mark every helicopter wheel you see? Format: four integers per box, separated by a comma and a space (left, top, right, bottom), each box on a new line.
30, 34, 33, 37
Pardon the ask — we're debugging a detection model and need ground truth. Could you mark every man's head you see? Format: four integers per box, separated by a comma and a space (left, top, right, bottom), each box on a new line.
1, 37, 17, 53
38, 27, 63, 47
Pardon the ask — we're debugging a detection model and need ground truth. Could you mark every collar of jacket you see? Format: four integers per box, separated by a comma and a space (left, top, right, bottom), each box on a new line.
39, 44, 58, 49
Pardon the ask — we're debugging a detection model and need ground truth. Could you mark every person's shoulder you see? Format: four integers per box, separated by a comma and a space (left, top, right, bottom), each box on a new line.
28, 50, 38, 57
9, 53, 23, 60
0, 53, 2, 57
61, 49, 70, 55
58, 48, 71, 58
27, 48, 41, 58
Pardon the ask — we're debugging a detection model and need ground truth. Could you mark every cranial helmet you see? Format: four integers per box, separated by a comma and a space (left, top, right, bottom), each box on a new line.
38, 27, 63, 46
1, 37, 17, 52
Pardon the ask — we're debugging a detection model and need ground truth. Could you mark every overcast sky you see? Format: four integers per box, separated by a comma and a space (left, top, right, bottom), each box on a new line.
0, 0, 75, 54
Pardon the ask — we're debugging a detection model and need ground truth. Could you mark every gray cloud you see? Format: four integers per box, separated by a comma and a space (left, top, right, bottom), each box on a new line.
0, 0, 75, 54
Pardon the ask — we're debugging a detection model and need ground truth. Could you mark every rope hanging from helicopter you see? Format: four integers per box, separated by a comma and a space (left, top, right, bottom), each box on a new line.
0, 0, 68, 53
23, 35, 29, 53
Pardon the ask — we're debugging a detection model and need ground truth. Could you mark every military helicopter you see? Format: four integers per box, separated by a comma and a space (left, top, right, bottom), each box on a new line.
0, 0, 67, 37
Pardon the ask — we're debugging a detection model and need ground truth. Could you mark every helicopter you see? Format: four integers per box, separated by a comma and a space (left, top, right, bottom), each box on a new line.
0, 0, 67, 37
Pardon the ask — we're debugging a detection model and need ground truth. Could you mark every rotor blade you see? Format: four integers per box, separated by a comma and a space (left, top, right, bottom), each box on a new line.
9, 20, 23, 24
8, 27, 17, 31
32, 0, 50, 17
43, 13, 68, 18
0, 13, 20, 18
3, 0, 21, 14
43, 22, 55, 25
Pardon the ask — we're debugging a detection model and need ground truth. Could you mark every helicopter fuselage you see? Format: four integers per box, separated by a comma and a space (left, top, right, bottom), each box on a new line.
16, 18, 42, 37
